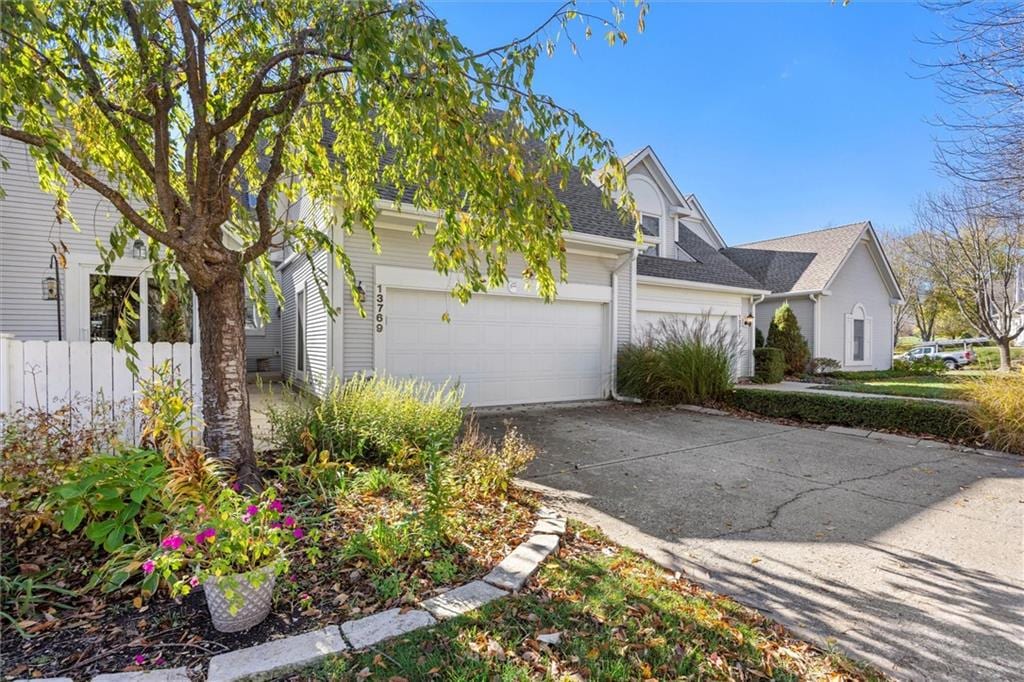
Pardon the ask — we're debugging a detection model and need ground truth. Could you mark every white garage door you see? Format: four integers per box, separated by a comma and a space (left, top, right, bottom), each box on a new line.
383, 288, 609, 406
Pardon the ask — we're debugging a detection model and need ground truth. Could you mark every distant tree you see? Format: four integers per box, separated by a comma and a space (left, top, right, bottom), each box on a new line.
922, 1, 1024, 203
754, 326, 765, 349
766, 302, 810, 375
883, 228, 967, 342
915, 188, 1024, 371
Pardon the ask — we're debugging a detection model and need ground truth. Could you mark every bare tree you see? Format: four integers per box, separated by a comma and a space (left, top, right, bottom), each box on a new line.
922, 1, 1024, 202
916, 188, 1024, 370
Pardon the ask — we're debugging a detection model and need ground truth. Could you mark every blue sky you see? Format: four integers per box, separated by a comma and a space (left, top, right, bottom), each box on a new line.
434, 1, 956, 244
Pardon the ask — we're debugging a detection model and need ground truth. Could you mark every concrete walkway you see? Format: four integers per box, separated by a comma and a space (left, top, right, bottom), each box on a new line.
736, 380, 970, 405
478, 402, 1023, 681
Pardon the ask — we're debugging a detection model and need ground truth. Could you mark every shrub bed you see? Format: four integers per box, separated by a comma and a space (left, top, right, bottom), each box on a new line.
753, 348, 785, 384
960, 372, 1024, 453
617, 315, 740, 405
724, 389, 980, 442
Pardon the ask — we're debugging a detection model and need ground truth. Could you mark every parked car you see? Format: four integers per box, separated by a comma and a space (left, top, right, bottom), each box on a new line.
898, 344, 974, 370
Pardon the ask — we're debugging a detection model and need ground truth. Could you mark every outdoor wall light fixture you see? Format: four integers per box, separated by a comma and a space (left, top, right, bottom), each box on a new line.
743, 313, 755, 326
355, 281, 366, 303
132, 238, 146, 259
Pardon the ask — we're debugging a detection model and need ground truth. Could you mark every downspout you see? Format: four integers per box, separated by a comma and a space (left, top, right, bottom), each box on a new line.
610, 250, 642, 404
809, 292, 821, 359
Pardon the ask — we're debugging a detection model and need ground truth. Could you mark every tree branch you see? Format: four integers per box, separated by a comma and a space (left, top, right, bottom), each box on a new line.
0, 126, 180, 250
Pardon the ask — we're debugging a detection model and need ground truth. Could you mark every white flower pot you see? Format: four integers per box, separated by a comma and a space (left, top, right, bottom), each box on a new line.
204, 564, 276, 633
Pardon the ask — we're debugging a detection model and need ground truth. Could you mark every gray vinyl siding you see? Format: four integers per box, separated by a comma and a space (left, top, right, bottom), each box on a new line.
279, 249, 331, 394
819, 242, 894, 370
756, 296, 815, 357
0, 138, 122, 339
340, 227, 622, 379
245, 278, 283, 373
614, 257, 633, 349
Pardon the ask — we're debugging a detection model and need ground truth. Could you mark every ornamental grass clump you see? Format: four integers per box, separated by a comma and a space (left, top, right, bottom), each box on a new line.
273, 374, 464, 463
617, 314, 742, 405
960, 371, 1024, 453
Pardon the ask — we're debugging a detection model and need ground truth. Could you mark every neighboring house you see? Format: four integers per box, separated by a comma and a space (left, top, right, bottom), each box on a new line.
0, 138, 281, 374
724, 222, 905, 370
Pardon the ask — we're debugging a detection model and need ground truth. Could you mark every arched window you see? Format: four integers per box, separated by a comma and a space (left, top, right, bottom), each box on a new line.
844, 303, 872, 366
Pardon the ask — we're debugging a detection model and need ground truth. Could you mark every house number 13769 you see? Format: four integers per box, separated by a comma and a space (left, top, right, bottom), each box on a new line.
375, 285, 384, 333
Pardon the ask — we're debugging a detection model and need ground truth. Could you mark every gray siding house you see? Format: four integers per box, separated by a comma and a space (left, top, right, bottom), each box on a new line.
0, 138, 281, 375
277, 145, 903, 403
725, 222, 904, 371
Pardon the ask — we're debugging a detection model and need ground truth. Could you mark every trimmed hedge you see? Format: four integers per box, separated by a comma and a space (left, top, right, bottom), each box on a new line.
753, 348, 785, 384
724, 388, 980, 442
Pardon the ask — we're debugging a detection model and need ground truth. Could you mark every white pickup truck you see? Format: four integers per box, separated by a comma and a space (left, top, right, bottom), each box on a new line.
899, 344, 974, 370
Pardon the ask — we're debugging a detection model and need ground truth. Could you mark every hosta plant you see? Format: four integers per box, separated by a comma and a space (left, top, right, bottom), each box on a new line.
147, 488, 320, 619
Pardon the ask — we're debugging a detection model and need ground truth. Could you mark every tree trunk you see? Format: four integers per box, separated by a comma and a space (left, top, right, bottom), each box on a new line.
996, 337, 1013, 372
196, 273, 260, 487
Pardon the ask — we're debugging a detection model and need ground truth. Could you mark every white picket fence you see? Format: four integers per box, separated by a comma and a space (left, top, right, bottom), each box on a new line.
0, 334, 202, 444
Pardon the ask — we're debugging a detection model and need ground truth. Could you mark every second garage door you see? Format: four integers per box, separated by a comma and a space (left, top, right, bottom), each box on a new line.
382, 288, 610, 406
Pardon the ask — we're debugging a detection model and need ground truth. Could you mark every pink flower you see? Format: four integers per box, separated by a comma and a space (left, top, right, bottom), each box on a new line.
246, 504, 259, 517
268, 499, 283, 513
133, 654, 146, 666
161, 534, 183, 551
154, 656, 166, 666
241, 513, 252, 524
292, 527, 305, 539
231, 481, 242, 492
197, 504, 206, 517
142, 560, 155, 575
269, 521, 283, 529
284, 515, 296, 528
189, 576, 200, 588
195, 527, 216, 544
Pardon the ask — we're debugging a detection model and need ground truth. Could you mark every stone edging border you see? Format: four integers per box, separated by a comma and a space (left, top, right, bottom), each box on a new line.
18, 509, 568, 682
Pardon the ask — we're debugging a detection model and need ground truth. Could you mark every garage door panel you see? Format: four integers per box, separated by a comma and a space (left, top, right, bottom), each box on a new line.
383, 288, 609, 406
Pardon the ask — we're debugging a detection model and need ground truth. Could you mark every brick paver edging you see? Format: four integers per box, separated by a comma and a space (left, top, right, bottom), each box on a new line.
20, 509, 567, 682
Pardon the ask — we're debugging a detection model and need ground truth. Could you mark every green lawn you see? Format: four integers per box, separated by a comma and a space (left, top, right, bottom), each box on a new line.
312, 526, 880, 681
819, 375, 967, 401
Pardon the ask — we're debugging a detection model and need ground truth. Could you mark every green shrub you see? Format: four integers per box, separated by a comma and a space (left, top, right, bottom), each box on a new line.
754, 327, 765, 349
1, 398, 127, 523
753, 348, 785, 384
272, 374, 464, 463
617, 314, 741, 404
50, 448, 169, 554
766, 303, 810, 375
960, 372, 1024, 453
724, 389, 977, 441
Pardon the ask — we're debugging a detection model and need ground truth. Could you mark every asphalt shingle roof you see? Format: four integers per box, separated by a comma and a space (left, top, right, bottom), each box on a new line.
722, 222, 869, 294
637, 225, 766, 290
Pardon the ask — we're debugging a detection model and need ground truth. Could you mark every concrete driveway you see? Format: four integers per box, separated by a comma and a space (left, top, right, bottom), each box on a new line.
477, 403, 1024, 681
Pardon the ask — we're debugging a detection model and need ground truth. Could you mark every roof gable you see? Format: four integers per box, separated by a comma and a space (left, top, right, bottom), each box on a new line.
637, 224, 766, 291
722, 221, 903, 299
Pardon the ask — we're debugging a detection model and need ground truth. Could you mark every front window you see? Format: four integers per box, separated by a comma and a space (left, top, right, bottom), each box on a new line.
640, 214, 660, 237
88, 274, 193, 343
89, 275, 140, 342
147, 279, 193, 343
853, 318, 865, 362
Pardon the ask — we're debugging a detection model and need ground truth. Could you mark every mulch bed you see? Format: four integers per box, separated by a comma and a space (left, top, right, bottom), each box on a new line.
2, 459, 538, 681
